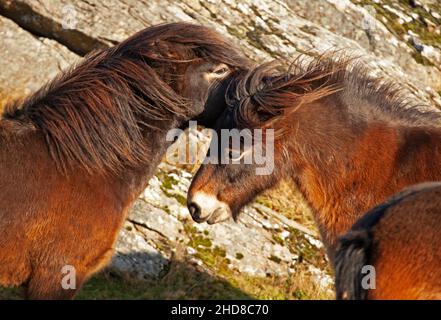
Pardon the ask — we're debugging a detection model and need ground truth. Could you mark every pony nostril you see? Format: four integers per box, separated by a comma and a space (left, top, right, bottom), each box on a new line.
188, 202, 201, 219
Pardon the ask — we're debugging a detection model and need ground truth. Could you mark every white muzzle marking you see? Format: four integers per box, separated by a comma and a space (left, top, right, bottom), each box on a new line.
191, 191, 231, 223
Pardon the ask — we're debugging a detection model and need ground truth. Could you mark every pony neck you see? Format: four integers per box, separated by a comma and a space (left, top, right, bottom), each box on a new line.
286, 100, 357, 251
110, 115, 183, 206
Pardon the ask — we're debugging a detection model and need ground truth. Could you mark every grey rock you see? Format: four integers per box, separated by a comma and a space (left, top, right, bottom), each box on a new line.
0, 15, 79, 101
111, 221, 171, 279
0, 0, 440, 107
113, 163, 332, 289
129, 200, 184, 242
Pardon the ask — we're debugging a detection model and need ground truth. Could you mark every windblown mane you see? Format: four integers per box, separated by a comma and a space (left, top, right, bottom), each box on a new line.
2, 23, 247, 175
228, 54, 441, 131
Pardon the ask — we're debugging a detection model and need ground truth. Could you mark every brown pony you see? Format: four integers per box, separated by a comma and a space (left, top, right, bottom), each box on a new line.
0, 22, 249, 299
187, 56, 441, 291
335, 182, 441, 299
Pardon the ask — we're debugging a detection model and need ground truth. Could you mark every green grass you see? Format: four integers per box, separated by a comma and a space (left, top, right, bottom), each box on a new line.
77, 265, 252, 300
0, 287, 23, 300
0, 261, 254, 300
0, 249, 333, 300
76, 273, 150, 300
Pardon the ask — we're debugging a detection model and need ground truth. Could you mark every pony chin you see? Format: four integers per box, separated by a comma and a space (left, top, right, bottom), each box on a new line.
189, 191, 233, 223
207, 207, 232, 224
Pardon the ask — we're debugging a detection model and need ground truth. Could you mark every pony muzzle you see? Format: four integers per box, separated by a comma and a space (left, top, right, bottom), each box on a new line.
187, 192, 232, 224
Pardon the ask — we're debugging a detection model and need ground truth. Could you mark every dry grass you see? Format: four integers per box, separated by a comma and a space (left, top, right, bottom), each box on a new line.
256, 180, 318, 232
226, 267, 333, 300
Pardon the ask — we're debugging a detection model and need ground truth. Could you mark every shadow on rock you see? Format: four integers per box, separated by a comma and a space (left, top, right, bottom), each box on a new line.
78, 251, 254, 300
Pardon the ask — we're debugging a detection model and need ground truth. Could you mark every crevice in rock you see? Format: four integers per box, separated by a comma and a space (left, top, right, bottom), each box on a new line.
0, 1, 108, 55
128, 218, 168, 240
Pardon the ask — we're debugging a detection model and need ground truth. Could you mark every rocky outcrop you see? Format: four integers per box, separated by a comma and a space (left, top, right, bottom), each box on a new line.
113, 163, 329, 283
0, 0, 440, 299
287, 0, 441, 103
1, 0, 440, 107
0, 15, 78, 102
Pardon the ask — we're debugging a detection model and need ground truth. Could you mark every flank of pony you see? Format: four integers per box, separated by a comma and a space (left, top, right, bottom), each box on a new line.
187, 55, 441, 299
0, 22, 250, 299
335, 182, 441, 300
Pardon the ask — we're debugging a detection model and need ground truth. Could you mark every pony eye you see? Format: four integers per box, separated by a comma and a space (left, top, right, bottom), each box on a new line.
212, 67, 229, 75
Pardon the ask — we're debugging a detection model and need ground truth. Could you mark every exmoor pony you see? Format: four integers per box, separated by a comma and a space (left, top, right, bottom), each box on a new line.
187, 56, 441, 297
0, 22, 249, 299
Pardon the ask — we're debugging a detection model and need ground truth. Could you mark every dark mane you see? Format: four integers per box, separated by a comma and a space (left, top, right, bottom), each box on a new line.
2, 23, 248, 175
228, 54, 441, 131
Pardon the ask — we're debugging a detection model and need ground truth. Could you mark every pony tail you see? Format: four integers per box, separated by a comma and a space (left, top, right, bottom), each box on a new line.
334, 196, 388, 300
334, 229, 373, 300
335, 182, 441, 300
